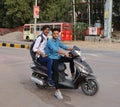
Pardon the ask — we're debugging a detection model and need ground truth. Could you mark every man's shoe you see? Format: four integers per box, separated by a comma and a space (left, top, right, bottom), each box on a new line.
54, 91, 63, 100
47, 79, 55, 87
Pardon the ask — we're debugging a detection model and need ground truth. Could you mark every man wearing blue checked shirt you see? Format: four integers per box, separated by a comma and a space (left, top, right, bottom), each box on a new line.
46, 28, 75, 100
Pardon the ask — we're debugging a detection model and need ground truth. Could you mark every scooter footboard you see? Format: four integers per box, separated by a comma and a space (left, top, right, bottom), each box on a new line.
59, 71, 66, 82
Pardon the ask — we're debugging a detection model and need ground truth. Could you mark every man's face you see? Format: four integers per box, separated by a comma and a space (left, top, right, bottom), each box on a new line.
43, 28, 50, 36
52, 30, 59, 40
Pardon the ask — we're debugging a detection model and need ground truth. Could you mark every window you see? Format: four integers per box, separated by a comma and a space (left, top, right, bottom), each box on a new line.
24, 26, 30, 31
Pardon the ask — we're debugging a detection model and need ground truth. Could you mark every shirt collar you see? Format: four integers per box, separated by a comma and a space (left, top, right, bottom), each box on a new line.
42, 33, 47, 39
52, 37, 59, 42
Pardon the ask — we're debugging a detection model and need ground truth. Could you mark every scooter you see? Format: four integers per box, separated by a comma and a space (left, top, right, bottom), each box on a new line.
30, 46, 99, 96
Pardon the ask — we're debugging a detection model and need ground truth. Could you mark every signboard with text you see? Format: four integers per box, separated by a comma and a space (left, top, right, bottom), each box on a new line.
34, 6, 39, 18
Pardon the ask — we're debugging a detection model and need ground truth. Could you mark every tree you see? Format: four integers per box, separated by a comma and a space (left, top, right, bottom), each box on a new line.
0, 0, 7, 27
38, 0, 72, 22
74, 22, 88, 40
2, 0, 33, 28
0, 0, 72, 28
113, 0, 120, 30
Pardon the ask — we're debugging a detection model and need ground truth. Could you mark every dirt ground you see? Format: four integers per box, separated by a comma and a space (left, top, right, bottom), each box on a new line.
0, 31, 22, 42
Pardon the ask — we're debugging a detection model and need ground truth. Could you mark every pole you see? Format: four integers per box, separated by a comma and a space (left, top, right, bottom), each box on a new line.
108, 0, 113, 39
72, 0, 76, 41
88, 0, 91, 27
104, 0, 113, 39
34, 0, 37, 40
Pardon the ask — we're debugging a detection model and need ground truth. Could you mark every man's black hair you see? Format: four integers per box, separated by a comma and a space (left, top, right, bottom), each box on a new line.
41, 25, 50, 31
52, 28, 60, 32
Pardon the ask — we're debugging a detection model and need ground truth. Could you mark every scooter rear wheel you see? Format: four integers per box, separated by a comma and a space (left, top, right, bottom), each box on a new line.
81, 79, 99, 96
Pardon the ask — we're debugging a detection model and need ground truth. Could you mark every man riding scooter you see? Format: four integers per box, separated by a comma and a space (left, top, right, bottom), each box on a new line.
30, 28, 99, 99
32, 25, 54, 86
46, 28, 75, 100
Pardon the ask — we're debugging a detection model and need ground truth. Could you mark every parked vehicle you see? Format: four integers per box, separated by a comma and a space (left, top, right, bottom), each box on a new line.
23, 22, 73, 41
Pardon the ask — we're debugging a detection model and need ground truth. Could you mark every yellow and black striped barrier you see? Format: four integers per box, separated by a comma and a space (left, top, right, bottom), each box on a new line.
0, 42, 30, 49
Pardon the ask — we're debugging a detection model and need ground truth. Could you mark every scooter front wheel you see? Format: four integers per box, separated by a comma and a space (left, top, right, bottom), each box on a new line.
81, 79, 99, 96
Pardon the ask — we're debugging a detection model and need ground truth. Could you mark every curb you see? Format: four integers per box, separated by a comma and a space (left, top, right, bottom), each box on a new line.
0, 42, 30, 49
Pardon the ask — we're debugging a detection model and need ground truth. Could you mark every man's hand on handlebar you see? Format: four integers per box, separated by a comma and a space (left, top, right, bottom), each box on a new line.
67, 47, 73, 51
64, 52, 70, 57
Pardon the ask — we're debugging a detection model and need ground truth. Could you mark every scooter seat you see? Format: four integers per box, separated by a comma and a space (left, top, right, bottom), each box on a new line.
33, 59, 48, 72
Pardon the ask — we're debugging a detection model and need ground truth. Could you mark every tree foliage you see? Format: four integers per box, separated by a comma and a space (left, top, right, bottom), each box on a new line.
74, 22, 88, 40
0, 0, 120, 30
0, 0, 72, 28
38, 0, 72, 22
113, 0, 120, 30
1, 0, 33, 28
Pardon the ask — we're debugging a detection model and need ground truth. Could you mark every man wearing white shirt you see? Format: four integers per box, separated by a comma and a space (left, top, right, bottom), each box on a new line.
33, 25, 54, 86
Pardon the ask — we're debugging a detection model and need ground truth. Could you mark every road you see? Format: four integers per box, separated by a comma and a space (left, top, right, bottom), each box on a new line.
0, 46, 120, 107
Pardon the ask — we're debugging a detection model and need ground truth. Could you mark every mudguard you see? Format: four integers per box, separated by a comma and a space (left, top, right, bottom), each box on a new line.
86, 75, 96, 80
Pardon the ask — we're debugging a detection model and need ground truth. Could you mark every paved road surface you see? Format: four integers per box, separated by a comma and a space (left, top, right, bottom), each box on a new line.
0, 46, 120, 107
